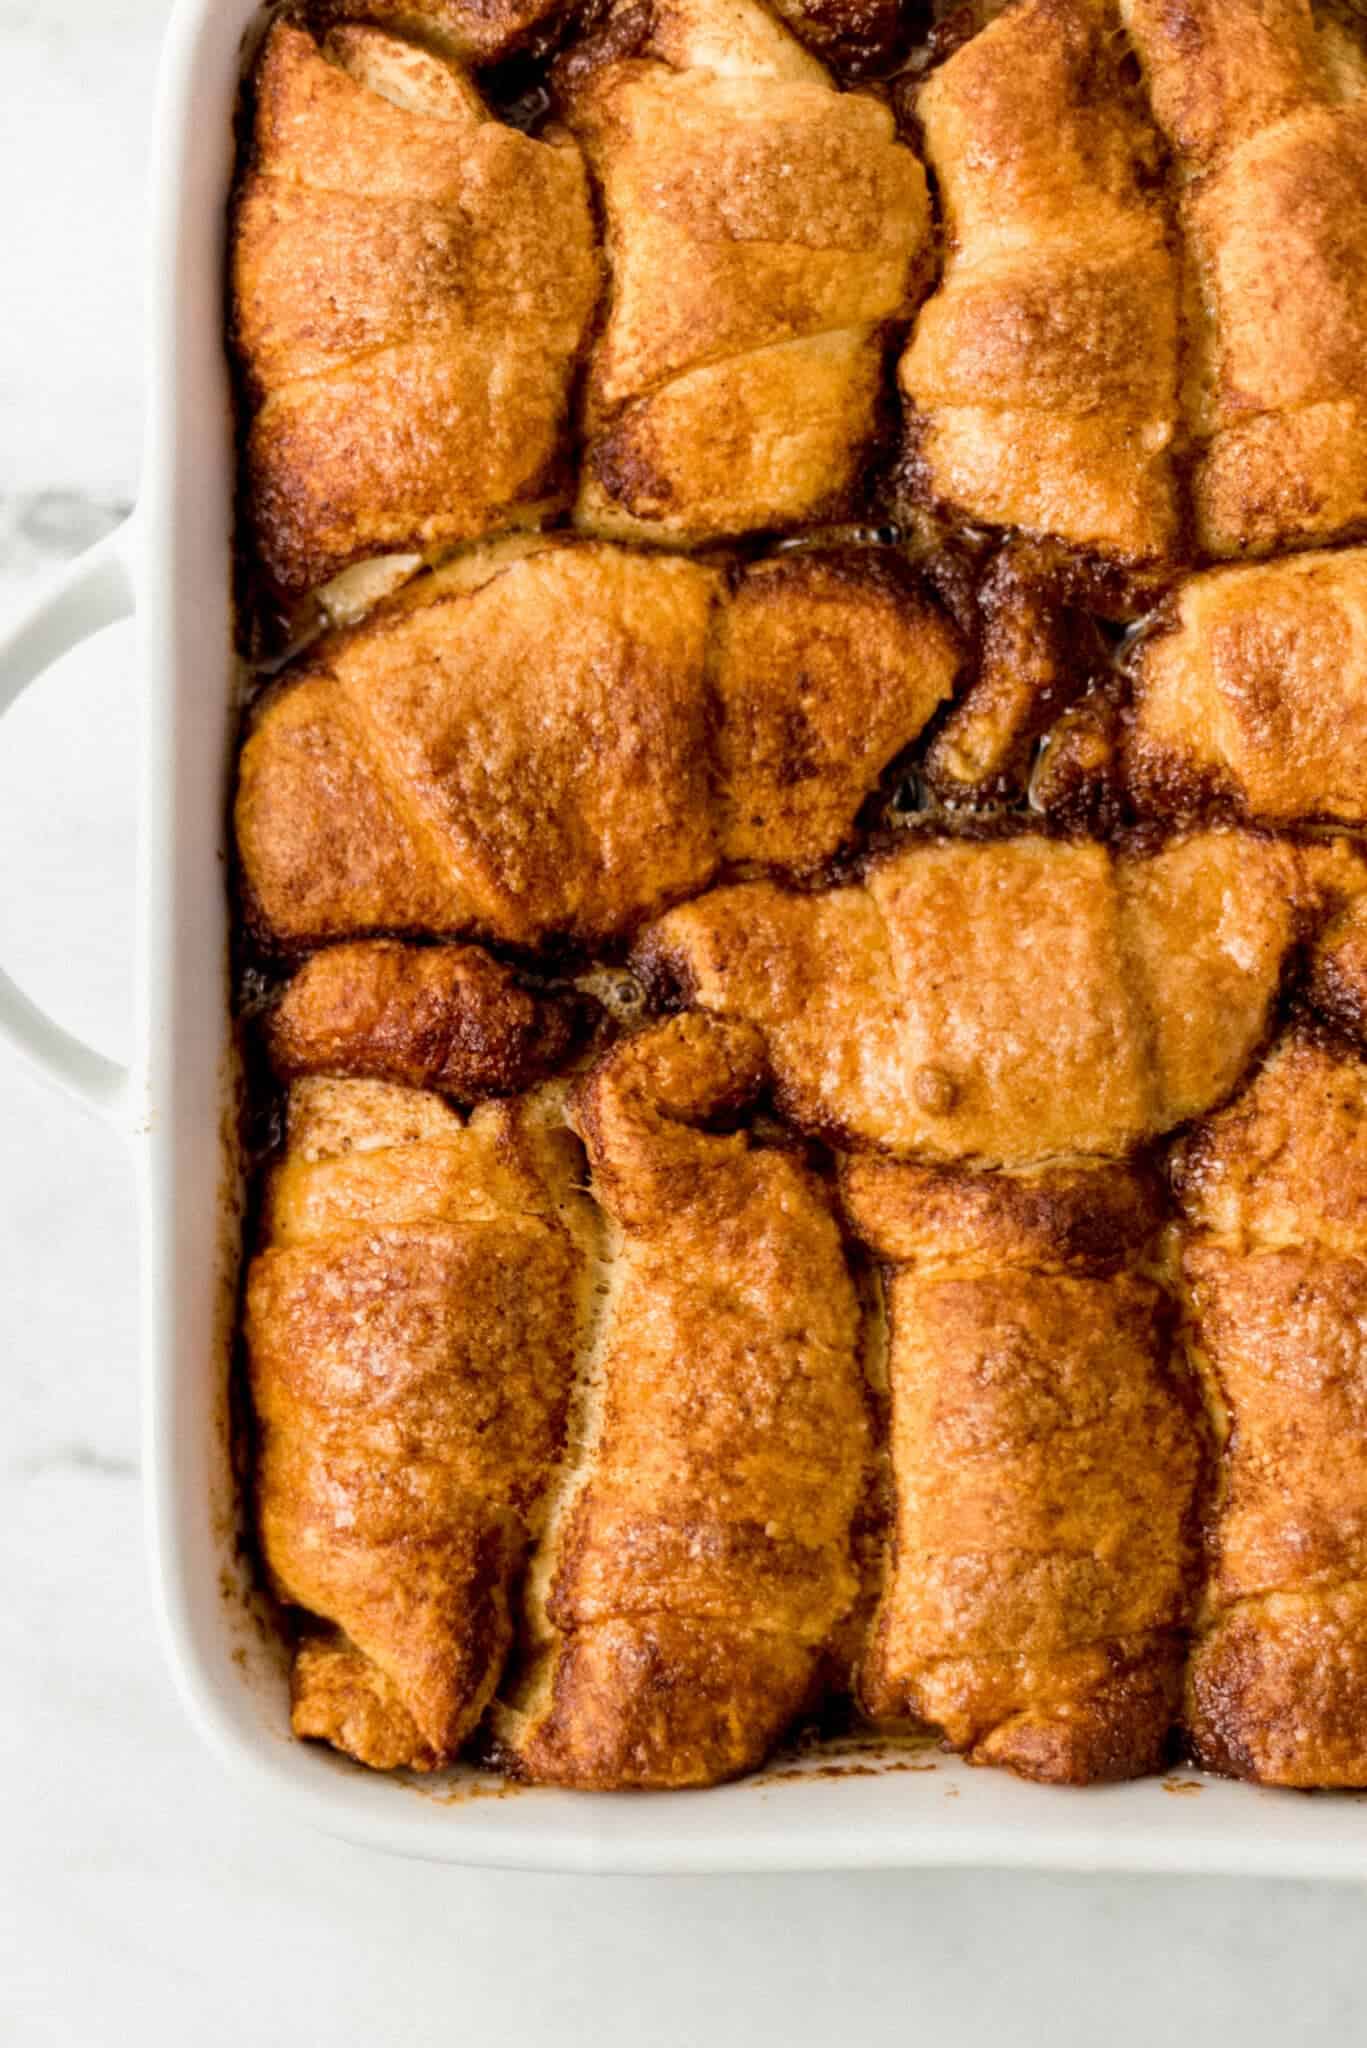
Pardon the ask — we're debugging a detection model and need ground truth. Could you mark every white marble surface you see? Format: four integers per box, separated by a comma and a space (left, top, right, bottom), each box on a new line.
5, 3, 1367, 2041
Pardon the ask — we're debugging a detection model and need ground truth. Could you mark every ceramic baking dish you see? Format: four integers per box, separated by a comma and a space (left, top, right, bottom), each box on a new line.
6, 0, 1367, 1876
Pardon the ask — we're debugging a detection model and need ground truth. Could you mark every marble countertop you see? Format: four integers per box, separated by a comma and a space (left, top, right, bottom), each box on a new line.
4, 3, 1367, 2041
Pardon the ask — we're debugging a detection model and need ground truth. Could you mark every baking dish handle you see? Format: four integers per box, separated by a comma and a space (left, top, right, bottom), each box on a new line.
0, 518, 137, 1123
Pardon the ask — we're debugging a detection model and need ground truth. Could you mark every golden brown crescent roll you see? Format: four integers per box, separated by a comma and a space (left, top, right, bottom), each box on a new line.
1122, 0, 1367, 558
1173, 1030, 1367, 1784
232, 21, 598, 607
714, 549, 962, 867
267, 939, 591, 1096
497, 1014, 868, 1788
246, 1075, 596, 1771
236, 540, 719, 951
1123, 547, 1367, 825
637, 828, 1311, 1166
235, 539, 961, 952
844, 1156, 1202, 1782
563, 0, 931, 544
898, 0, 1180, 577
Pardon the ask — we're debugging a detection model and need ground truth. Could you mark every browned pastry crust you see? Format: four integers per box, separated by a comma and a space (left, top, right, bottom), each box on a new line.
563, 0, 931, 544
715, 549, 962, 866
898, 0, 1180, 572
267, 939, 591, 1095
232, 21, 598, 605
1122, 0, 1367, 559
497, 1013, 869, 1787
236, 540, 721, 950
235, 538, 962, 952
1172, 1030, 1367, 1784
1174, 1029, 1367, 1255
1124, 547, 1367, 826
843, 1155, 1202, 1782
246, 1076, 596, 1770
637, 827, 1322, 1166
842, 1150, 1164, 1270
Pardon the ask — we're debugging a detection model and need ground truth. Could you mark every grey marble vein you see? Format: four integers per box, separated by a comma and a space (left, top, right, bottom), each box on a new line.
13, 1439, 138, 1480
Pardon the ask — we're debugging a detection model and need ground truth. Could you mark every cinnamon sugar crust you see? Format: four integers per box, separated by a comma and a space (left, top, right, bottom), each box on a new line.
566, 0, 932, 543
842, 1154, 1202, 1783
637, 828, 1316, 1166
898, 0, 1182, 568
1123, 0, 1367, 558
1174, 1031, 1367, 1785
233, 21, 598, 605
1124, 547, 1367, 826
267, 939, 592, 1095
497, 1014, 869, 1786
246, 1076, 598, 1770
236, 538, 961, 953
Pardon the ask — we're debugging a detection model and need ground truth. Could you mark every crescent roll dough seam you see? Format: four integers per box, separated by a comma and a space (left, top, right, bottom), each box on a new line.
842, 1153, 1203, 1784
496, 1013, 869, 1789
565, 0, 932, 543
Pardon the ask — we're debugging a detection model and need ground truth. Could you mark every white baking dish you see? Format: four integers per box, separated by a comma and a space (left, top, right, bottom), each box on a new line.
7, 0, 1367, 1876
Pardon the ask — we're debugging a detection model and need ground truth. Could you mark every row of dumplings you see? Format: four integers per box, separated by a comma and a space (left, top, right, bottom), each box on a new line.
246, 883, 1367, 1788
233, 0, 1367, 636
235, 535, 1367, 966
